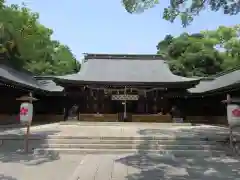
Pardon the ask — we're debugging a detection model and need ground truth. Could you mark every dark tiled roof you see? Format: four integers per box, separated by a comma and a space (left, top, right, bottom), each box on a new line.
0, 64, 40, 89
37, 80, 63, 92
55, 54, 199, 85
0, 65, 63, 92
188, 69, 240, 93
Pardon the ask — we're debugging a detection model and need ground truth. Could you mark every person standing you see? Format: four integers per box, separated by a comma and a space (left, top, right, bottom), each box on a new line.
170, 106, 183, 123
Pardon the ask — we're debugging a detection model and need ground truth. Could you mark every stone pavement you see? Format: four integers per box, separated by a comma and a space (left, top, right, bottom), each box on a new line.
0, 122, 237, 138
1, 122, 240, 180
68, 153, 240, 180
1, 153, 240, 180
0, 154, 83, 180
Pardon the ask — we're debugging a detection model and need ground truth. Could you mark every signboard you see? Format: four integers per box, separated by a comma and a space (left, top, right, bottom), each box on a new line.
227, 104, 240, 127
111, 94, 139, 101
20, 102, 33, 125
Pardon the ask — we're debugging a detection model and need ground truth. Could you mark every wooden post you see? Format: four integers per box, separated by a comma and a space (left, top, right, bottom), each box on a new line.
123, 86, 127, 120
229, 127, 235, 153
225, 94, 235, 152
25, 123, 30, 153
17, 92, 37, 153
24, 92, 32, 153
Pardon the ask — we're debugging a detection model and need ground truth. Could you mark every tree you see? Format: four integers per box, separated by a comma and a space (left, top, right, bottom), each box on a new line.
0, 22, 20, 63
0, 1, 80, 75
201, 25, 240, 70
157, 25, 240, 76
122, 0, 240, 26
157, 32, 224, 76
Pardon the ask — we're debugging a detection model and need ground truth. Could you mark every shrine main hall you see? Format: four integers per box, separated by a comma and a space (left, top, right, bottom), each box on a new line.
0, 53, 239, 124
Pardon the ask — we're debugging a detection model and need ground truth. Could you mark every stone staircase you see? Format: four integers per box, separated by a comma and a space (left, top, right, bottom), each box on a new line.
29, 135, 232, 157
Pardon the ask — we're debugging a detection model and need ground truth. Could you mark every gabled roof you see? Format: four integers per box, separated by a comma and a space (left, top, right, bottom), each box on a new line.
188, 68, 240, 94
0, 64, 63, 93
54, 54, 200, 87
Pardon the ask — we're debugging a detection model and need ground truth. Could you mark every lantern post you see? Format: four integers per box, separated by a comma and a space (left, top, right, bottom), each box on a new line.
16, 92, 38, 153
222, 94, 240, 152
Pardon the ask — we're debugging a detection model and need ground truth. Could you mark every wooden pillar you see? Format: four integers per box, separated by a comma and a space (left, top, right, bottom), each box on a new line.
151, 91, 156, 114
96, 89, 101, 113
103, 93, 108, 113
63, 94, 68, 121
143, 92, 147, 114
95, 89, 98, 113
97, 89, 101, 113
137, 94, 143, 114
93, 89, 98, 113
86, 88, 90, 113
153, 90, 158, 113
145, 92, 149, 114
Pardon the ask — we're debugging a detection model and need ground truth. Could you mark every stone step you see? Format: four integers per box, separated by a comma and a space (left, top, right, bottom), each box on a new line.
0, 135, 45, 140
44, 139, 220, 145
0, 139, 224, 151
33, 148, 230, 157
1, 136, 226, 145
0, 134, 227, 141
40, 143, 225, 151
46, 135, 226, 141
47, 135, 227, 141
1, 139, 227, 151
59, 122, 193, 126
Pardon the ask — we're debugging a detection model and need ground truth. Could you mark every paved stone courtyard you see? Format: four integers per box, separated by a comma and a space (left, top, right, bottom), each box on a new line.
0, 122, 237, 138
1, 152, 240, 180
0, 122, 240, 180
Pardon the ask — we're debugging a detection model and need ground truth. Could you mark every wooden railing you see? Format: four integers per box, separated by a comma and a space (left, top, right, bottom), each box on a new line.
79, 113, 172, 122
132, 114, 172, 122
78, 114, 228, 124
185, 116, 228, 125
0, 113, 228, 125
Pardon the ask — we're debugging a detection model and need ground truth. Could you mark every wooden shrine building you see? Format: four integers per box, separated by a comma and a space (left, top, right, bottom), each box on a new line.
53, 54, 201, 122
0, 64, 64, 125
0, 53, 240, 125
184, 67, 240, 125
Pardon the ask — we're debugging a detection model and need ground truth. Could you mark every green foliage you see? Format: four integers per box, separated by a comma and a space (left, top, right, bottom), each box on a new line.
201, 25, 240, 70
122, 0, 240, 26
122, 0, 159, 13
157, 25, 240, 77
0, 1, 80, 75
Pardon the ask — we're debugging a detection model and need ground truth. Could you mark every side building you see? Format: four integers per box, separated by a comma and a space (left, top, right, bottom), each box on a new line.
185, 68, 240, 125
0, 64, 64, 125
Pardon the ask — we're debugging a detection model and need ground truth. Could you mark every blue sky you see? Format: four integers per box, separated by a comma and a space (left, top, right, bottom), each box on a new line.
6, 0, 240, 61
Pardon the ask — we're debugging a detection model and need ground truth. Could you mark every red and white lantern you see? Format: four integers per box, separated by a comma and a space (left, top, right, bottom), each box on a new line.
19, 102, 33, 125
227, 104, 240, 127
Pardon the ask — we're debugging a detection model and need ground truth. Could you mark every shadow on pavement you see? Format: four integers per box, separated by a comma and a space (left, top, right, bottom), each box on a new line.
116, 128, 240, 180
0, 130, 60, 166
138, 127, 229, 139
0, 174, 18, 180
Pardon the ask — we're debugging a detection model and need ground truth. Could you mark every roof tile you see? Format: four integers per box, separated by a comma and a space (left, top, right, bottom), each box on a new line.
56, 57, 198, 84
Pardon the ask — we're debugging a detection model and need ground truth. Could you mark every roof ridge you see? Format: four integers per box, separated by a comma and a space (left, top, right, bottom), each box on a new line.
210, 65, 240, 78
83, 53, 165, 61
